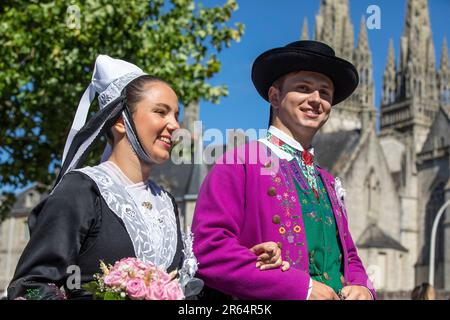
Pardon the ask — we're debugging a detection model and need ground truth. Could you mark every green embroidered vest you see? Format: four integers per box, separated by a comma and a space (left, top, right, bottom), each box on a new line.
293, 165, 344, 293
266, 131, 344, 293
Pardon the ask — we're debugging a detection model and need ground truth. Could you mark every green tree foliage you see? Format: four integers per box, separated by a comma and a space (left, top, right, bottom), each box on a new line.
0, 0, 244, 219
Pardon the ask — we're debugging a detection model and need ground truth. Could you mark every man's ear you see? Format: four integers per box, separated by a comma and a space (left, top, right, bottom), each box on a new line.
268, 86, 281, 110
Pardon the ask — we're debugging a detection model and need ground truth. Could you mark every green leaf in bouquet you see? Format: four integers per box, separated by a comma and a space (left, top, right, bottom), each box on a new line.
92, 291, 105, 300
82, 281, 99, 294
93, 292, 106, 300
103, 292, 125, 300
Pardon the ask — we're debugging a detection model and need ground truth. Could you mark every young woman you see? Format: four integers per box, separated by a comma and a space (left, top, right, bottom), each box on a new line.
7, 55, 287, 300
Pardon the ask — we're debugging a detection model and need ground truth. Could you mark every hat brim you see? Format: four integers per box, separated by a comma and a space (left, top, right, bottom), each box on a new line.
251, 47, 359, 106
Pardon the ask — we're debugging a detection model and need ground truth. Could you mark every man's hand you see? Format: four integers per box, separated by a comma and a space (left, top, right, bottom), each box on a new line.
308, 280, 340, 300
340, 285, 373, 300
250, 241, 290, 271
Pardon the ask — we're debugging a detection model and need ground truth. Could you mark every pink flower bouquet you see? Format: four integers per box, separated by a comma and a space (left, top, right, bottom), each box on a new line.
83, 258, 184, 300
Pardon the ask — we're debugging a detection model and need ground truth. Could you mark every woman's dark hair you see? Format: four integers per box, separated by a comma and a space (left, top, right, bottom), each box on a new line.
125, 75, 170, 113
411, 282, 434, 300
105, 75, 171, 143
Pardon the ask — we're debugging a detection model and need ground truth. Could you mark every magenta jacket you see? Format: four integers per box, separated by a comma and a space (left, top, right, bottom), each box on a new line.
192, 141, 376, 300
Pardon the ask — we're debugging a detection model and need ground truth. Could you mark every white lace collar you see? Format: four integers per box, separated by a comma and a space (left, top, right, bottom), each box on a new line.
75, 164, 178, 270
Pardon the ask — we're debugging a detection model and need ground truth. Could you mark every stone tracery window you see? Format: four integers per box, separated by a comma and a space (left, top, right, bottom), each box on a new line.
423, 182, 445, 288
365, 168, 381, 223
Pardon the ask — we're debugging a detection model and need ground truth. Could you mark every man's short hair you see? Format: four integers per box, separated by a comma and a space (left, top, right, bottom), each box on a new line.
268, 74, 289, 127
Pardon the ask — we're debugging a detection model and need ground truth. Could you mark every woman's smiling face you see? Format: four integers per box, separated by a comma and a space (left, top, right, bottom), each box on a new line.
131, 81, 180, 164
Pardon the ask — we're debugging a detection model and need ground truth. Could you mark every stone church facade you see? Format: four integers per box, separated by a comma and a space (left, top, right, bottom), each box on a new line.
1, 0, 449, 298
305, 0, 450, 294
0, 185, 45, 296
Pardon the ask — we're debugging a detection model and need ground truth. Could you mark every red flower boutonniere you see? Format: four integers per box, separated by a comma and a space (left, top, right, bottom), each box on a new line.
302, 150, 314, 166
313, 188, 319, 200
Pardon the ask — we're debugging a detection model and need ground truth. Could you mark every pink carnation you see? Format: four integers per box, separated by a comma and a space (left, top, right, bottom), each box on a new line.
154, 268, 172, 284
145, 264, 157, 273
104, 271, 126, 288
145, 278, 184, 300
163, 281, 184, 300
136, 261, 151, 271
97, 257, 183, 300
112, 258, 155, 275
146, 279, 166, 300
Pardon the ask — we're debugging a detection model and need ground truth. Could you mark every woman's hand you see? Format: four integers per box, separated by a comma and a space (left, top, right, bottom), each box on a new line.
250, 241, 290, 272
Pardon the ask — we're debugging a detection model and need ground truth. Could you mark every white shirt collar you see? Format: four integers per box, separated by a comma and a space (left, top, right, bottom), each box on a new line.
258, 137, 293, 160
269, 126, 302, 151
258, 126, 315, 161
269, 125, 314, 152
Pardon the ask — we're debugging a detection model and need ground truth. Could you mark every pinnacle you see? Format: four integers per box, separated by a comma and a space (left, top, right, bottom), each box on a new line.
301, 17, 309, 40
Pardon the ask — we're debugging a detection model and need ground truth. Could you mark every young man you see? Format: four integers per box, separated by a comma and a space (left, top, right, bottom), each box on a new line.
192, 41, 376, 300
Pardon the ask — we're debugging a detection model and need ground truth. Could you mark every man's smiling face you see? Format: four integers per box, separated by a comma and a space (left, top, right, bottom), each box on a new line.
269, 70, 334, 138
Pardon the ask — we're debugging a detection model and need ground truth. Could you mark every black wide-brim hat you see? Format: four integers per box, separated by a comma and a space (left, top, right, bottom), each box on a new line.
251, 40, 359, 106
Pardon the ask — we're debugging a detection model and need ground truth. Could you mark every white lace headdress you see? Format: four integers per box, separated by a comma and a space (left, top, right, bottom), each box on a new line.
55, 55, 149, 187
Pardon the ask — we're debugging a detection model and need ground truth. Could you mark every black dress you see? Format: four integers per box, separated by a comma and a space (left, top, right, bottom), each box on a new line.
7, 171, 184, 300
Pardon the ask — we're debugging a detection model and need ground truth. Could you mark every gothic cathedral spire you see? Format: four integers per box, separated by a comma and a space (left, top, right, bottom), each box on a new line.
438, 38, 450, 106
315, 0, 354, 61
301, 17, 309, 40
353, 16, 374, 107
352, 16, 375, 131
380, 0, 440, 153
313, 0, 373, 133
382, 39, 396, 106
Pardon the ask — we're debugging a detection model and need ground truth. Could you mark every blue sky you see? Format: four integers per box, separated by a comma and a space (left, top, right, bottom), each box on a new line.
3, 0, 449, 195
198, 0, 450, 139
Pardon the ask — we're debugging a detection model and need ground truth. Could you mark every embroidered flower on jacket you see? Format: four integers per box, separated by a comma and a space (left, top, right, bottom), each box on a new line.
25, 288, 41, 300
334, 177, 347, 217
48, 283, 67, 300
307, 212, 316, 219
334, 177, 346, 202
301, 150, 314, 165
